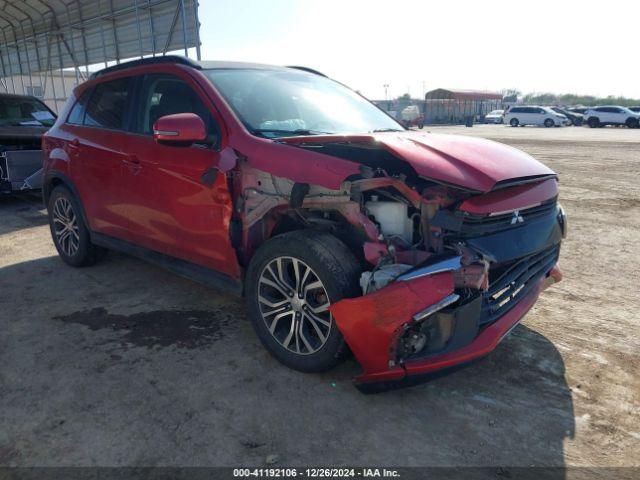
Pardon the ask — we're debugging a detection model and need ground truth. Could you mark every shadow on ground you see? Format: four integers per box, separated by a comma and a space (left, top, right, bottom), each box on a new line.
0, 193, 47, 235
0, 254, 574, 470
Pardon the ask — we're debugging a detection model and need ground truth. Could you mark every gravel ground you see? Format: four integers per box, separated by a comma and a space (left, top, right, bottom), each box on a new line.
0, 125, 638, 469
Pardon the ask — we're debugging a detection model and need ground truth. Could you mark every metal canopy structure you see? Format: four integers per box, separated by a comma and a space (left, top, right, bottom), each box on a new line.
0, 0, 201, 110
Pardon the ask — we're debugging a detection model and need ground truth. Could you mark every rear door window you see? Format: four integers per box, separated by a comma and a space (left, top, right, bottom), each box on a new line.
84, 77, 132, 130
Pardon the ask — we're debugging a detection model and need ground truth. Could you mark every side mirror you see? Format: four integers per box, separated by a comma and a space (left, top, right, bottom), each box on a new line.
153, 113, 206, 145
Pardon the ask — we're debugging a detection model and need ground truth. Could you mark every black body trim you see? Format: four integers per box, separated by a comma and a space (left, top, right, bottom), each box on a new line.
356, 359, 485, 394
91, 232, 243, 297
42, 172, 90, 228
90, 55, 201, 79
480, 244, 559, 325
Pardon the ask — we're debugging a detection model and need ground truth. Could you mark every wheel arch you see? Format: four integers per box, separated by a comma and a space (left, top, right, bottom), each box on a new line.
249, 206, 371, 269
44, 172, 91, 233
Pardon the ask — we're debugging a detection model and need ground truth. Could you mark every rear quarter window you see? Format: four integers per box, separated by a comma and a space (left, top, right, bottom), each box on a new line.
67, 89, 92, 125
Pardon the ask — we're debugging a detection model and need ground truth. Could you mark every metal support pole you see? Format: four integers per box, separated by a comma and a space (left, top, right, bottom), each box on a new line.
76, 3, 91, 76
134, 0, 144, 58
163, 3, 181, 55
20, 25, 34, 91
55, 34, 67, 104
194, 0, 201, 60
147, 0, 156, 56
28, 20, 46, 90
1, 30, 16, 93
10, 27, 26, 95
98, 0, 109, 67
65, 4, 80, 84
108, 0, 121, 63
0, 50, 8, 92
180, 0, 188, 57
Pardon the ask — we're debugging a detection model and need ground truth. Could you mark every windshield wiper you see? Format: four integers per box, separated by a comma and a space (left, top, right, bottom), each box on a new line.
371, 128, 404, 133
253, 128, 332, 138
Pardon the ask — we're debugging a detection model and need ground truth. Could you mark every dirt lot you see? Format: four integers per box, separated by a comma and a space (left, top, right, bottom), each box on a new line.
0, 125, 638, 469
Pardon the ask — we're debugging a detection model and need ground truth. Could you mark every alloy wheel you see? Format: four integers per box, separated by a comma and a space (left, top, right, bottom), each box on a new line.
52, 197, 80, 257
257, 257, 332, 355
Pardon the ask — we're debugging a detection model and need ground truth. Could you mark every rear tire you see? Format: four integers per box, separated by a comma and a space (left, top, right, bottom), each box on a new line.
246, 230, 361, 373
588, 117, 600, 128
47, 185, 106, 267
510, 118, 519, 127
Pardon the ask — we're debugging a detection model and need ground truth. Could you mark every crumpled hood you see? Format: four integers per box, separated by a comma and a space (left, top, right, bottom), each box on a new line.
281, 131, 555, 192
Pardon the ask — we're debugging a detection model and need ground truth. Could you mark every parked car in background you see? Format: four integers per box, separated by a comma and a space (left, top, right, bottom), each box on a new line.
584, 106, 640, 128
0, 93, 56, 194
505, 106, 569, 127
399, 105, 425, 129
628, 106, 640, 113
484, 109, 504, 124
42, 56, 565, 391
567, 107, 590, 115
552, 107, 583, 126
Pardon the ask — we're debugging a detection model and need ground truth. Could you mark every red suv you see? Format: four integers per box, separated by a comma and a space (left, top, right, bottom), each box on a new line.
42, 56, 565, 391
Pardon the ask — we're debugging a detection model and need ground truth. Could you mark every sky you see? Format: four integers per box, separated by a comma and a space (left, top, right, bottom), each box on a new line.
196, 0, 640, 100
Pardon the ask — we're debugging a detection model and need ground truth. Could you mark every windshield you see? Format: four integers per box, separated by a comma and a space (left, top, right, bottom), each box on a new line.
488, 110, 503, 115
205, 68, 403, 138
0, 96, 56, 127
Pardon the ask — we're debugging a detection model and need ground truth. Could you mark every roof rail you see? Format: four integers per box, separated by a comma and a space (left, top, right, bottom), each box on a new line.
286, 65, 327, 77
90, 55, 201, 79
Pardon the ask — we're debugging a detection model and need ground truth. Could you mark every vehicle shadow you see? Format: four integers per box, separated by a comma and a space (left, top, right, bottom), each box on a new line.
0, 254, 574, 471
0, 192, 48, 236
321, 323, 575, 475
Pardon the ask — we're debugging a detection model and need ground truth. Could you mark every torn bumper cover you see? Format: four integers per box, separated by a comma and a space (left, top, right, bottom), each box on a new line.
330, 258, 562, 391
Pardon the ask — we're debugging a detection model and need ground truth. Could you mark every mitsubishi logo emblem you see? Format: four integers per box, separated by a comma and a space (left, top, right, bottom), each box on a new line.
511, 210, 524, 225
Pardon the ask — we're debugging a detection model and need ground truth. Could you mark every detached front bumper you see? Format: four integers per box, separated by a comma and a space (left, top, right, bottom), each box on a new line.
330, 261, 562, 391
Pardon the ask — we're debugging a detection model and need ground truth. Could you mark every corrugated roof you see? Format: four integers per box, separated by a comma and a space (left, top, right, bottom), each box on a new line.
0, 0, 199, 76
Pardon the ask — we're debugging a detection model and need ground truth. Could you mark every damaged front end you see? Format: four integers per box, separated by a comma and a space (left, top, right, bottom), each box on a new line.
234, 132, 565, 389
328, 173, 565, 390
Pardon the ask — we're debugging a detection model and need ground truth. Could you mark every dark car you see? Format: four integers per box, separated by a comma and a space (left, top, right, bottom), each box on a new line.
629, 106, 640, 113
552, 107, 583, 126
42, 56, 565, 391
566, 106, 590, 115
0, 93, 56, 194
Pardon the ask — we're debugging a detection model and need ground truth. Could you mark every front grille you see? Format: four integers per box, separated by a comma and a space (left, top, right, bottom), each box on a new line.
459, 199, 557, 237
479, 244, 559, 325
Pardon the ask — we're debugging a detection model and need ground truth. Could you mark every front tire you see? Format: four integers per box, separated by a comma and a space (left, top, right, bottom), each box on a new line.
625, 117, 639, 129
246, 230, 361, 373
47, 185, 105, 267
544, 118, 554, 128
588, 117, 600, 128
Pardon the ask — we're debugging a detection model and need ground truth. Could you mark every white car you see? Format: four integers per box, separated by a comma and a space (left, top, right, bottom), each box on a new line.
484, 109, 504, 124
584, 106, 640, 128
504, 106, 570, 127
